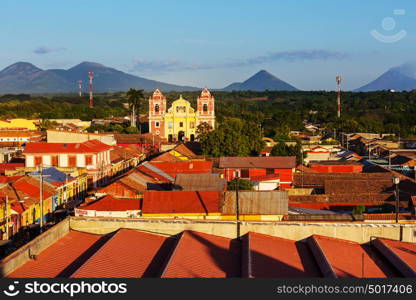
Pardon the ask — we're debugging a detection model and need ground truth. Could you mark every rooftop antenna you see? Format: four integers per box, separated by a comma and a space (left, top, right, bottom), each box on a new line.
88, 71, 94, 108
78, 80, 82, 97
336, 75, 342, 118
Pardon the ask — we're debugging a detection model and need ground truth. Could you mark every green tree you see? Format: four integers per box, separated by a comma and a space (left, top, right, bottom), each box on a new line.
124, 126, 139, 134
199, 118, 264, 157
352, 205, 366, 215
126, 88, 145, 131
196, 122, 213, 139
270, 140, 305, 165
227, 178, 254, 190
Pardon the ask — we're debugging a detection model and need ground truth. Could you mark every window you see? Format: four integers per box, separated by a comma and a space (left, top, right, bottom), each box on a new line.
68, 155, 77, 167
190, 122, 195, 129
51, 155, 58, 166
179, 122, 183, 127
85, 155, 93, 165
203, 103, 208, 112
176, 106, 186, 113
155, 104, 159, 113
34, 156, 42, 166
168, 122, 173, 129
156, 130, 160, 135
241, 169, 249, 178
155, 121, 160, 128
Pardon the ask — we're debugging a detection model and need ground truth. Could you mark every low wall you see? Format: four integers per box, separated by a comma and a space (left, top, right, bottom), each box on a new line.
1, 218, 70, 277
69, 216, 416, 244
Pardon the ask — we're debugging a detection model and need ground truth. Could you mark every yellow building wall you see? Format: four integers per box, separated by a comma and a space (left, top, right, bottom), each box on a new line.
0, 119, 39, 130
164, 97, 198, 140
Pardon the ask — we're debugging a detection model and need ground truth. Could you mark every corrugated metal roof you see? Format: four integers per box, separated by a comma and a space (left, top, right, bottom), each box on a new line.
161, 231, 240, 278
6, 229, 416, 278
142, 191, 221, 214
23, 140, 111, 154
8, 231, 106, 278
221, 191, 288, 215
80, 195, 140, 211
308, 235, 400, 278
72, 229, 171, 278
324, 180, 393, 195
219, 156, 296, 169
175, 173, 226, 191
242, 232, 321, 278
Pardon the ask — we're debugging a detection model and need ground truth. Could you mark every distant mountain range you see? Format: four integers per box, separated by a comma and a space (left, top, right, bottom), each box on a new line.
0, 62, 200, 93
0, 62, 299, 94
222, 70, 298, 91
3, 60, 415, 93
355, 62, 416, 92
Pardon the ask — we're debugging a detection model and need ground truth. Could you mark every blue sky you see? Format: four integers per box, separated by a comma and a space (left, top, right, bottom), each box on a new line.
1, 0, 415, 90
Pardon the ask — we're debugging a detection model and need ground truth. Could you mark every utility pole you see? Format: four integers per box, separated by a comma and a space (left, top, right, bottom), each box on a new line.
88, 71, 94, 108
78, 80, 82, 97
336, 76, 342, 118
39, 165, 44, 231
5, 195, 8, 240
235, 177, 240, 241
32, 164, 50, 233
393, 176, 400, 224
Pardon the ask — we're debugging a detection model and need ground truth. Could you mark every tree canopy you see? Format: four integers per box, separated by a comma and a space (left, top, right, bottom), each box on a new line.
199, 118, 264, 157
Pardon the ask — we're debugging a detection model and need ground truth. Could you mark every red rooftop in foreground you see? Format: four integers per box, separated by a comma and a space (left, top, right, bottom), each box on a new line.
242, 232, 321, 278
72, 229, 172, 278
161, 231, 240, 278
8, 231, 106, 278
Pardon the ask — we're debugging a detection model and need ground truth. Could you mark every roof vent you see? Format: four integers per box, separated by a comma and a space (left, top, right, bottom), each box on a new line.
63, 144, 67, 148
75, 143, 80, 149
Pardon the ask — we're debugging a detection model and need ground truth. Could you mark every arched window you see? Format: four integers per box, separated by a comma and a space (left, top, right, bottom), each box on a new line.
155, 104, 159, 113
203, 103, 208, 112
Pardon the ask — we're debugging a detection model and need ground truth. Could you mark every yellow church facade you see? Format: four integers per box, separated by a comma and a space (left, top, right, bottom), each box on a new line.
148, 89, 215, 142
164, 96, 198, 141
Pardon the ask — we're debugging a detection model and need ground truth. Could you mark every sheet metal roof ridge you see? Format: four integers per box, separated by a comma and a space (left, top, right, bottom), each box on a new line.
160, 231, 186, 278
372, 238, 416, 277
160, 230, 237, 278
69, 229, 141, 278
141, 161, 175, 181
219, 156, 297, 168
306, 235, 338, 278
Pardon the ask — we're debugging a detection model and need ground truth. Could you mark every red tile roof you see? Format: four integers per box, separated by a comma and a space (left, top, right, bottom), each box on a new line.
138, 161, 213, 181
142, 191, 221, 214
80, 195, 140, 212
219, 156, 296, 169
373, 238, 416, 277
151, 161, 213, 178
161, 231, 240, 278
72, 229, 170, 278
0, 176, 23, 183
23, 139, 111, 154
12, 177, 54, 200
242, 232, 320, 278
151, 152, 182, 162
0, 163, 24, 171
8, 231, 105, 278
307, 235, 399, 278
250, 173, 280, 182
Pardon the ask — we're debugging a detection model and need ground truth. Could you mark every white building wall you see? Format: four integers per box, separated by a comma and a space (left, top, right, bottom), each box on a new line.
42, 155, 51, 166
76, 154, 85, 167
26, 155, 34, 167
59, 154, 68, 167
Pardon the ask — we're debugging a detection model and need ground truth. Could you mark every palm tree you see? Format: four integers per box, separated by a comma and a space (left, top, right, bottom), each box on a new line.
126, 88, 145, 132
